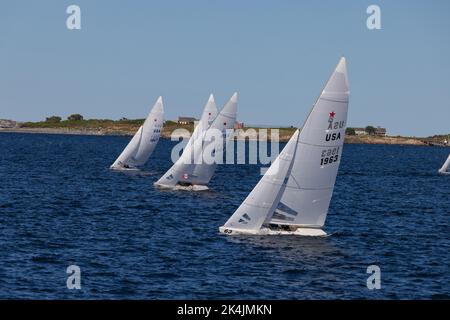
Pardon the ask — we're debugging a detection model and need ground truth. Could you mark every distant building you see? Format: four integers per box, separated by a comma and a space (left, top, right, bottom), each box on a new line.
0, 119, 17, 128
374, 127, 387, 136
354, 128, 368, 135
177, 117, 197, 125
234, 121, 244, 129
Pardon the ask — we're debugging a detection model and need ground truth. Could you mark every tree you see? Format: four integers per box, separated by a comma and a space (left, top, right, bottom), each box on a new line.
45, 116, 62, 123
365, 126, 376, 135
346, 127, 356, 136
68, 114, 84, 121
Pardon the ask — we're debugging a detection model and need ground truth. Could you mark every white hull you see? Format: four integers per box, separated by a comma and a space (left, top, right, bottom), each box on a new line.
110, 165, 140, 171
219, 226, 327, 237
438, 170, 450, 175
154, 183, 209, 192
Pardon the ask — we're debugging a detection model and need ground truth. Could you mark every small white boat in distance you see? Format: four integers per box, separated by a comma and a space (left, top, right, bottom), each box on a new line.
438, 154, 450, 175
154, 93, 237, 191
110, 96, 164, 170
220, 57, 349, 236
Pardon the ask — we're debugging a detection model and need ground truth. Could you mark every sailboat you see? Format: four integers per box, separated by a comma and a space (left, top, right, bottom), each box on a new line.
110, 96, 164, 170
438, 154, 450, 175
220, 57, 349, 236
155, 92, 238, 191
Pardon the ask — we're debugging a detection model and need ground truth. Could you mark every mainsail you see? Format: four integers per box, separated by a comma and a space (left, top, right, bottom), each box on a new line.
155, 92, 237, 188
439, 154, 450, 174
220, 57, 349, 235
110, 96, 164, 169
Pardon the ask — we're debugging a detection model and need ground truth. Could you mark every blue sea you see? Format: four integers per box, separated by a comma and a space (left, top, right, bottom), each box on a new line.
0, 132, 449, 299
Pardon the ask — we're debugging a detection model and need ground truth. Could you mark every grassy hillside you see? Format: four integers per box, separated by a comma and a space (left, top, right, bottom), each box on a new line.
20, 119, 194, 136
14, 118, 447, 145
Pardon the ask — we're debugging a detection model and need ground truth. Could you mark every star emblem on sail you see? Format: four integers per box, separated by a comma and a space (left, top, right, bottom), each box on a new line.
220, 57, 349, 236
110, 96, 164, 170
154, 92, 238, 190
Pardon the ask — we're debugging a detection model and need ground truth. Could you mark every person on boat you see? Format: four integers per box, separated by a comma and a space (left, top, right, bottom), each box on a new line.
118, 161, 130, 169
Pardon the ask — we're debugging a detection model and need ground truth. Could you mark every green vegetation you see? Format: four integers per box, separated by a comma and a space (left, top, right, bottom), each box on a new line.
22, 118, 124, 129
45, 116, 62, 123
346, 127, 356, 136
19, 116, 297, 139
365, 125, 376, 135
67, 114, 84, 121
16, 116, 446, 146
421, 133, 450, 145
20, 116, 192, 136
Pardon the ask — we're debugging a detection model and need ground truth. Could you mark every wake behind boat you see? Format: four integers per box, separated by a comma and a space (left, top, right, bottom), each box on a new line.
438, 154, 450, 175
220, 57, 349, 236
111, 96, 164, 170
154, 93, 237, 191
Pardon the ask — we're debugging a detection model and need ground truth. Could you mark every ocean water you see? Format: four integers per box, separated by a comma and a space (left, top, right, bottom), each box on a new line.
0, 132, 449, 299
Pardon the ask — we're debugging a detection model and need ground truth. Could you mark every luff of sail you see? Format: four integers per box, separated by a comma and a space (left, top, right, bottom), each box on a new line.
220, 57, 349, 235
438, 154, 450, 174
110, 96, 164, 169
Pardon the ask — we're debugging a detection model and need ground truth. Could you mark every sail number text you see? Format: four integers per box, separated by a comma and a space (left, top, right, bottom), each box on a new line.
320, 147, 340, 166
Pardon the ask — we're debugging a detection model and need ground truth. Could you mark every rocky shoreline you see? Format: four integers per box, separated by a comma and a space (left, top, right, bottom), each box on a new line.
0, 127, 431, 146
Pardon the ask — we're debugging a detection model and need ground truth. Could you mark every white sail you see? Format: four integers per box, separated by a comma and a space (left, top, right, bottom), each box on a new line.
221, 130, 300, 231
186, 92, 237, 185
189, 94, 220, 183
439, 154, 450, 174
183, 94, 218, 166
154, 94, 217, 187
155, 92, 237, 189
111, 96, 164, 169
192, 94, 218, 143
220, 57, 349, 235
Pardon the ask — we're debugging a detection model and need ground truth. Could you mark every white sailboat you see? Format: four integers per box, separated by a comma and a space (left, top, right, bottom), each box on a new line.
220, 57, 349, 236
438, 154, 450, 175
110, 96, 164, 170
155, 92, 238, 191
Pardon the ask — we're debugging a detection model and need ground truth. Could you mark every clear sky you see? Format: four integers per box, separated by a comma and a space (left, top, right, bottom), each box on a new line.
1, 0, 449, 136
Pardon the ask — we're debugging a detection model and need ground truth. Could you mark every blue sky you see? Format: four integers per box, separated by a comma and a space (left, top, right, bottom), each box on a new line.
1, 0, 449, 136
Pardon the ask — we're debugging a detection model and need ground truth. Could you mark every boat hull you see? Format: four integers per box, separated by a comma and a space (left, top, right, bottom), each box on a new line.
219, 226, 327, 237
110, 165, 140, 171
154, 183, 209, 191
